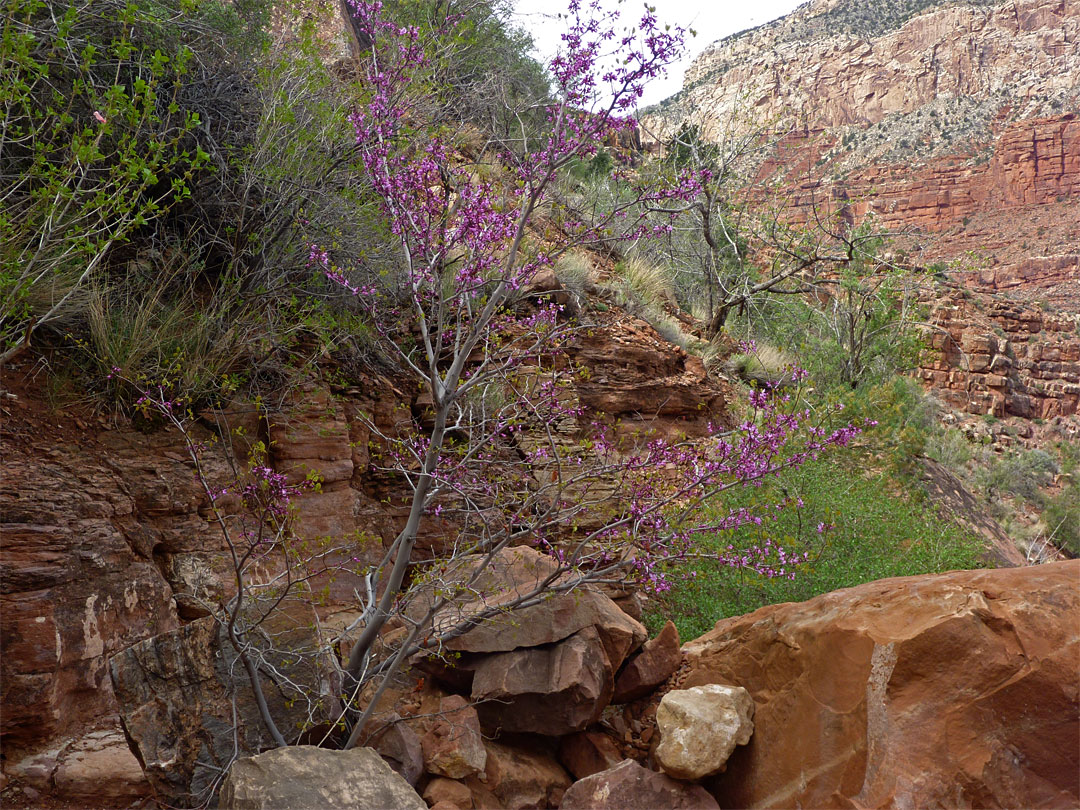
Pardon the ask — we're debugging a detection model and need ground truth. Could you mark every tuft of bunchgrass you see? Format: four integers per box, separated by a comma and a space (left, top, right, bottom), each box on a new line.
613, 255, 676, 307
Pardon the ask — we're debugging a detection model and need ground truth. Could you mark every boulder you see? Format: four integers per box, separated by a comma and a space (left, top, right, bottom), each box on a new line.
417, 547, 646, 669
408, 546, 639, 660
110, 606, 339, 807
558, 730, 624, 780
654, 684, 754, 780
367, 712, 424, 785
420, 695, 487, 779
422, 777, 473, 808
465, 738, 571, 810
219, 745, 426, 810
5, 725, 151, 806
471, 626, 613, 736
613, 619, 681, 703
560, 759, 720, 809
680, 560, 1080, 809
522, 265, 570, 307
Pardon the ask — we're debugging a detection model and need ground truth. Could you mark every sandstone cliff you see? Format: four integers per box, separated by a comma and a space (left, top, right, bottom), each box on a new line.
642, 0, 1080, 421
656, 0, 1077, 141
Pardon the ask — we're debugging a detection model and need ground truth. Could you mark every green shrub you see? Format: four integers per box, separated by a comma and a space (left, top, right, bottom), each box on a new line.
3, 0, 394, 406
1043, 480, 1080, 556
381, 0, 550, 137
0, 0, 234, 360
978, 448, 1059, 504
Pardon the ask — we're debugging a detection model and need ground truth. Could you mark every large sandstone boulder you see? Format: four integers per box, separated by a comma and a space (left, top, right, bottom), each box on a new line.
680, 560, 1080, 809
110, 606, 339, 807
409, 546, 646, 736
560, 759, 720, 809
417, 546, 646, 664
471, 625, 614, 736
654, 684, 754, 780
5, 724, 151, 806
219, 745, 426, 809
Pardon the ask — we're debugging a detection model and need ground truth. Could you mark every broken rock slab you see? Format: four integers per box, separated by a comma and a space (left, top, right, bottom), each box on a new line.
471, 625, 614, 736
420, 695, 487, 779
411, 546, 646, 667
613, 619, 680, 703
558, 730, 624, 780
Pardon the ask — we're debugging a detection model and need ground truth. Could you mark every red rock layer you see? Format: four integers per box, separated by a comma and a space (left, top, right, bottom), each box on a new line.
919, 287, 1080, 418
768, 114, 1079, 236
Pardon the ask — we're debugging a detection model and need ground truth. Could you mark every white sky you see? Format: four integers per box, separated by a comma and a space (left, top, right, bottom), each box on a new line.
511, 0, 804, 107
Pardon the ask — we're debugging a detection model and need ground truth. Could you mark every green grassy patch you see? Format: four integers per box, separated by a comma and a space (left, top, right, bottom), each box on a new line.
647, 450, 987, 641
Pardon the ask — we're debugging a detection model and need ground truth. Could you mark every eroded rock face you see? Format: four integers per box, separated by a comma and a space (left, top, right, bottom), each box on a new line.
668, 0, 1078, 137
423, 776, 474, 809
219, 745, 426, 810
0, 432, 195, 754
644, 0, 1079, 319
110, 607, 339, 807
654, 685, 754, 781
570, 319, 730, 442
919, 288, 1080, 419
679, 560, 1080, 809
560, 759, 720, 810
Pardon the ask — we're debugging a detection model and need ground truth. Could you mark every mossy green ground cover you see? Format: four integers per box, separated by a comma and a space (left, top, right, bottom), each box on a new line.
646, 389, 988, 640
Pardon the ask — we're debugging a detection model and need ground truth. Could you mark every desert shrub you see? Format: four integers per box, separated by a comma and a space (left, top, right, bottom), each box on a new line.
925, 427, 974, 469
380, 0, 550, 138
554, 250, 596, 293
612, 255, 676, 307
745, 276, 924, 392
650, 313, 694, 350
0, 0, 242, 360
724, 343, 793, 387
83, 244, 255, 404
978, 448, 1059, 504
1043, 482, 1080, 556
4, 0, 395, 405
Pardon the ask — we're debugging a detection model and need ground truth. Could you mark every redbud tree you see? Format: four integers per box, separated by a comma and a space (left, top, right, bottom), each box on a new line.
304, 0, 871, 749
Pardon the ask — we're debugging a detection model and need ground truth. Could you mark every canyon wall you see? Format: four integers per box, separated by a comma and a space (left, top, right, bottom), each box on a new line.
662, 0, 1078, 139
643, 0, 1080, 419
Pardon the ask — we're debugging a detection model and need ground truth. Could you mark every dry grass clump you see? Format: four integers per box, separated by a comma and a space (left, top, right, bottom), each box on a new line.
613, 255, 676, 307
724, 342, 794, 386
